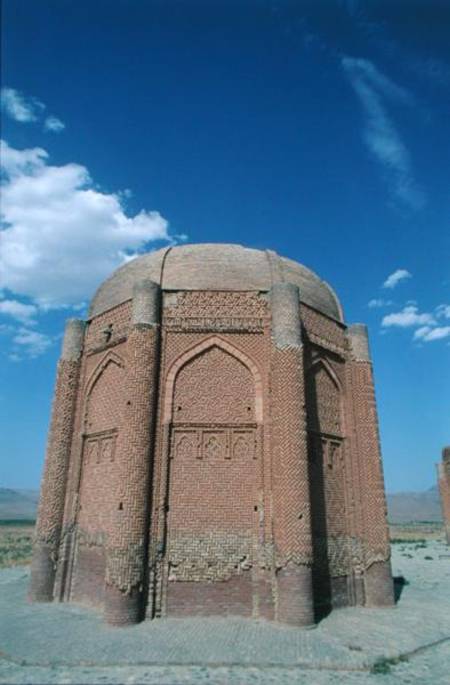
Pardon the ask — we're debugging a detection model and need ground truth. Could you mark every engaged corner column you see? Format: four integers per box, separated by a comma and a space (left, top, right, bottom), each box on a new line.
29, 319, 86, 602
438, 447, 450, 545
270, 282, 314, 627
104, 279, 161, 626
347, 324, 394, 607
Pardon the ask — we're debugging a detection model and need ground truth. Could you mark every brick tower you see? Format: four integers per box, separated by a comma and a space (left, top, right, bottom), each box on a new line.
30, 244, 394, 625
438, 447, 450, 544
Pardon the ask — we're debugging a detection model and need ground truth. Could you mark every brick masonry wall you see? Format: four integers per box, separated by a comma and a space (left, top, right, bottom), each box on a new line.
147, 291, 272, 619
346, 354, 393, 606
305, 353, 351, 611
104, 316, 160, 625
30, 355, 83, 601
35, 285, 393, 623
54, 303, 131, 605
438, 448, 450, 544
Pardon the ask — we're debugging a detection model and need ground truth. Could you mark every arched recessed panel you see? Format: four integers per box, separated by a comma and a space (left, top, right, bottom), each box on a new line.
163, 336, 263, 423
84, 353, 124, 434
306, 360, 342, 437
173, 345, 255, 424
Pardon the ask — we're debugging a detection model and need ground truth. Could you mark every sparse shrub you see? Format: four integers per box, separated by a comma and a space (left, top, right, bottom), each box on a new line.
371, 655, 409, 675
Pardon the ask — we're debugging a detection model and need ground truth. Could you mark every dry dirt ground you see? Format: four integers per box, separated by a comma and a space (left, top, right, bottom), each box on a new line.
0, 530, 449, 685
0, 523, 34, 569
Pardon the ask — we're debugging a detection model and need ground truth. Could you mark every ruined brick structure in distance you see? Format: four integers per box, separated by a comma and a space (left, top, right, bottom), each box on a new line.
437, 447, 450, 544
29, 244, 394, 626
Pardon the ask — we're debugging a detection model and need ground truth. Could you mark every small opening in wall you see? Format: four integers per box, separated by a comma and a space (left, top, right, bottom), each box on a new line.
254, 505, 258, 512
127, 400, 131, 406
118, 502, 123, 510
177, 406, 182, 411
103, 324, 113, 342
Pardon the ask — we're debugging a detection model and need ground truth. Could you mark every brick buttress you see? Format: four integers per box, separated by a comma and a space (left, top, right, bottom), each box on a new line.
29, 319, 86, 601
346, 325, 394, 607
104, 280, 161, 625
437, 447, 450, 545
270, 283, 314, 626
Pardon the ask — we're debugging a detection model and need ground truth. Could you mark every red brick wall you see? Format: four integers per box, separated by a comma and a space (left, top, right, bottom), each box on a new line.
47, 291, 392, 619
438, 449, 450, 544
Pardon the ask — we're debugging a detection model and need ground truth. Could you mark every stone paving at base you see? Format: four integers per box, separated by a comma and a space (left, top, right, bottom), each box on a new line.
0, 540, 449, 684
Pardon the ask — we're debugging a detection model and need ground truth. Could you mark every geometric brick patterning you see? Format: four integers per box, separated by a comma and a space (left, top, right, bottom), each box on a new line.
29, 243, 394, 626
437, 447, 450, 545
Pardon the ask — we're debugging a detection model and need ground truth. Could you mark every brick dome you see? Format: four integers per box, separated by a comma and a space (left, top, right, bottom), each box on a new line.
89, 243, 343, 322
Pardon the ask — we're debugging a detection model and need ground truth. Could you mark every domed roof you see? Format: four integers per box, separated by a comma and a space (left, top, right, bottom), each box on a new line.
89, 244, 344, 322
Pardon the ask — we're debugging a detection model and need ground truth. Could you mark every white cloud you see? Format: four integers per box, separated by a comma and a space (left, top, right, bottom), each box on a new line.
383, 269, 412, 289
12, 328, 53, 358
0, 299, 37, 324
414, 326, 450, 342
436, 304, 450, 319
0, 140, 172, 308
382, 305, 435, 328
1, 86, 65, 133
0, 87, 43, 122
368, 298, 393, 308
341, 57, 425, 210
44, 115, 65, 133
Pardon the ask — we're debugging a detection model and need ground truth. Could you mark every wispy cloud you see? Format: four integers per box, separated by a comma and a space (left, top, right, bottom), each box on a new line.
44, 115, 65, 132
381, 302, 450, 343
341, 57, 425, 210
1, 87, 65, 133
368, 298, 393, 308
383, 269, 412, 289
0, 298, 38, 325
436, 304, 450, 320
382, 305, 435, 328
414, 326, 450, 342
11, 328, 53, 358
0, 87, 43, 122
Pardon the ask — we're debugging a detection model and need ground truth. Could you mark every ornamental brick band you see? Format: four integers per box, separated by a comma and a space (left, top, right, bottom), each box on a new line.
30, 243, 394, 626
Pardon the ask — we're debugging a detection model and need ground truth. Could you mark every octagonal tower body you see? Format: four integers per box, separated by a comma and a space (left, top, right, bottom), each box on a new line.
30, 244, 394, 625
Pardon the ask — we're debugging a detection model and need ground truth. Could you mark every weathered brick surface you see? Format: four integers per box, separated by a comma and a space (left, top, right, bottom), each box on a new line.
438, 447, 450, 544
31, 246, 394, 626
30, 335, 83, 601
104, 323, 160, 624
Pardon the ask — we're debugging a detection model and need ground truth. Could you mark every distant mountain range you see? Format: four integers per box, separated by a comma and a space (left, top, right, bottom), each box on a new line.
0, 486, 443, 524
0, 488, 39, 521
386, 485, 442, 524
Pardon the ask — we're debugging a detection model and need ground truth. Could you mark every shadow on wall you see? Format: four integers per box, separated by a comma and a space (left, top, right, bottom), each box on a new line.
305, 344, 332, 623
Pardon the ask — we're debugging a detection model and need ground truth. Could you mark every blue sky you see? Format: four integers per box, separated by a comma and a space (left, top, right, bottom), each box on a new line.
1, 0, 448, 493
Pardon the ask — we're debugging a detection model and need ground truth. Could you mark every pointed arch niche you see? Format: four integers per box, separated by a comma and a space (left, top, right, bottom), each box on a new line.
83, 351, 125, 434
305, 357, 343, 438
163, 336, 263, 425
